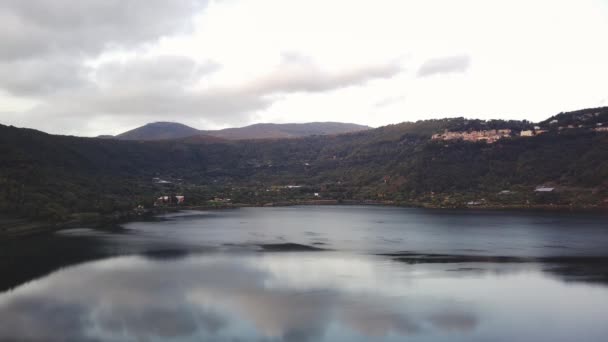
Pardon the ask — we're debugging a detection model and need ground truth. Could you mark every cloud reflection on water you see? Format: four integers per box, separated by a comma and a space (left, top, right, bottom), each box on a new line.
3, 207, 608, 341
0, 253, 480, 342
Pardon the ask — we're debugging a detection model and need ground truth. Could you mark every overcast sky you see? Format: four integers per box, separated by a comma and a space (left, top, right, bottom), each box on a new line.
1, 0, 607, 136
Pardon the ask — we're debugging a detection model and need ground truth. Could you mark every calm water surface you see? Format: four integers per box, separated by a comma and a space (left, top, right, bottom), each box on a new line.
1, 206, 608, 341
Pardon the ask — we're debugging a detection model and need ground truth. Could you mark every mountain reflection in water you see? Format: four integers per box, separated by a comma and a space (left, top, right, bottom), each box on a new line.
1, 206, 608, 341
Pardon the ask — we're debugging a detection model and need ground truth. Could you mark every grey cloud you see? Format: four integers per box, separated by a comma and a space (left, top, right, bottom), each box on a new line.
0, 0, 207, 61
24, 87, 269, 135
0, 58, 89, 96
0, 1, 207, 97
247, 61, 401, 94
94, 56, 220, 88
79, 88, 268, 121
16, 56, 263, 134
417, 55, 471, 77
375, 95, 406, 108
12, 56, 399, 135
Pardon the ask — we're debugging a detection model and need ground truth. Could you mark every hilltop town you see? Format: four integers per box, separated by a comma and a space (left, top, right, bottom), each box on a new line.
432, 110, 608, 143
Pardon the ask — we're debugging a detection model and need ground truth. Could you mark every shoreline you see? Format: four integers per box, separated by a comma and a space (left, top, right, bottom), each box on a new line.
2, 200, 607, 239
236, 199, 608, 213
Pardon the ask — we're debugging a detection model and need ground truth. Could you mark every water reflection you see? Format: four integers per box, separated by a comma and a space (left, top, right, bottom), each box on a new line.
1, 252, 608, 342
123, 206, 608, 257
2, 206, 608, 341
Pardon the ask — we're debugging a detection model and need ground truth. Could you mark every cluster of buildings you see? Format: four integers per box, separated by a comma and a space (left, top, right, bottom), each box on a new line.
432, 122, 608, 144
154, 195, 185, 206
432, 129, 512, 143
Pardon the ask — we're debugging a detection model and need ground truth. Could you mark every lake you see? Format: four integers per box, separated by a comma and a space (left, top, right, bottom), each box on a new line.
1, 206, 608, 341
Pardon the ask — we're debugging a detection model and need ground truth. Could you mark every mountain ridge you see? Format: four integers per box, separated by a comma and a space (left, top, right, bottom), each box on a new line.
113, 121, 371, 141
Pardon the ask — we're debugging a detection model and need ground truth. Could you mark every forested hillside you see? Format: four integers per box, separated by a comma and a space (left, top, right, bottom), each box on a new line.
1, 108, 608, 223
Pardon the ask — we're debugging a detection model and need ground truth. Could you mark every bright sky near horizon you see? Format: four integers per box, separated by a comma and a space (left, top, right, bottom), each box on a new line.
0, 0, 607, 136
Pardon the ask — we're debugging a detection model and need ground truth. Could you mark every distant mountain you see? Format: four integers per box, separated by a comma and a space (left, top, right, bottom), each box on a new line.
116, 122, 201, 141
113, 122, 370, 141
201, 122, 370, 140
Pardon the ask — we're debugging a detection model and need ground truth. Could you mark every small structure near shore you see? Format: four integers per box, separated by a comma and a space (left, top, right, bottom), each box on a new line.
154, 195, 185, 206
520, 130, 534, 137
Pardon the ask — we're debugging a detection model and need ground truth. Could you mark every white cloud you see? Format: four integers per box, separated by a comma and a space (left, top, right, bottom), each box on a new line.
417, 56, 471, 77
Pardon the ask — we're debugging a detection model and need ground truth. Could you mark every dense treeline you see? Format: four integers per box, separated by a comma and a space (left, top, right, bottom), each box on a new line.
1, 108, 608, 222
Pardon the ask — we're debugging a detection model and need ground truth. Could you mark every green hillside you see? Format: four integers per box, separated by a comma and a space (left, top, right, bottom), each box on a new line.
1, 108, 608, 224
